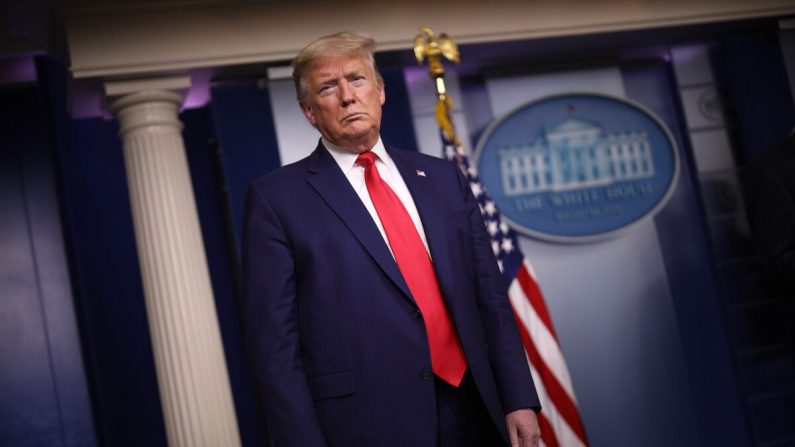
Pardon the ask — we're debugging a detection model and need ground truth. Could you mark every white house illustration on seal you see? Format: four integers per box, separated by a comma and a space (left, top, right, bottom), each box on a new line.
499, 118, 655, 196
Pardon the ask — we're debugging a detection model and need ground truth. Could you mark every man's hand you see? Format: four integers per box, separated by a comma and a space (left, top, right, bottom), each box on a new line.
505, 408, 541, 447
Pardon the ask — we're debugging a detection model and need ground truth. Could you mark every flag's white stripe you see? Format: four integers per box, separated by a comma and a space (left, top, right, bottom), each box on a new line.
523, 258, 540, 279
509, 280, 577, 400
529, 359, 587, 447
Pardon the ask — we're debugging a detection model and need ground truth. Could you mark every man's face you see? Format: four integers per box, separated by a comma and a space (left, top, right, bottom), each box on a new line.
299, 55, 386, 153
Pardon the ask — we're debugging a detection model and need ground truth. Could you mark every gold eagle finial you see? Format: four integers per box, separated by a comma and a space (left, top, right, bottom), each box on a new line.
414, 26, 459, 79
413, 27, 461, 143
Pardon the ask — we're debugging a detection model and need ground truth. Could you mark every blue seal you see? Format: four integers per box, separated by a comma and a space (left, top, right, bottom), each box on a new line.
473, 93, 679, 243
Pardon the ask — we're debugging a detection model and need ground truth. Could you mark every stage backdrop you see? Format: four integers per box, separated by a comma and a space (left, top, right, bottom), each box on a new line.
397, 60, 745, 446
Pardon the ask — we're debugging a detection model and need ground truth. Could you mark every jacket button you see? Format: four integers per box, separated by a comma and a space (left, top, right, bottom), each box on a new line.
412, 309, 422, 319
420, 369, 433, 380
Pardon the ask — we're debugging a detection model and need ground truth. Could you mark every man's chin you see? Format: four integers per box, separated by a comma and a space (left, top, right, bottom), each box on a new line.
335, 133, 378, 152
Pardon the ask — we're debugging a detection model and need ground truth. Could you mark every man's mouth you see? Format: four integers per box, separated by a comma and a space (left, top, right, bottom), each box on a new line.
342, 112, 364, 122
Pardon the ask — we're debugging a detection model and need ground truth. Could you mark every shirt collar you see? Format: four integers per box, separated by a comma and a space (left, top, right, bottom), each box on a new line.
322, 136, 394, 174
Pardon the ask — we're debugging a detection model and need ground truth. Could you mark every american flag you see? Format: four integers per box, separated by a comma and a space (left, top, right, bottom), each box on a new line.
441, 123, 589, 447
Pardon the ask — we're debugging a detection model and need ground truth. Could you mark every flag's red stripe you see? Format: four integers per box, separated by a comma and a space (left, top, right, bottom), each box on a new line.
514, 310, 588, 444
537, 411, 560, 447
517, 264, 558, 338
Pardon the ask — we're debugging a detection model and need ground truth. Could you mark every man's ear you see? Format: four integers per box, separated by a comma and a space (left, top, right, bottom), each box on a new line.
299, 99, 317, 126
377, 77, 386, 106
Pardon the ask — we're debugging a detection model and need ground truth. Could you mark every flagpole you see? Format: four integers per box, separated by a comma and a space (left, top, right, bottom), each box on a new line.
413, 27, 590, 447
413, 26, 462, 152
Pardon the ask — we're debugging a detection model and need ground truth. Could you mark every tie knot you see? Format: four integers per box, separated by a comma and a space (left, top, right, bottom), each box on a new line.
356, 151, 377, 168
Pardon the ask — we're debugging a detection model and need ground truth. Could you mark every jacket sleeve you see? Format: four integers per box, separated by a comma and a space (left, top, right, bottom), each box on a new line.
241, 183, 328, 447
455, 166, 541, 414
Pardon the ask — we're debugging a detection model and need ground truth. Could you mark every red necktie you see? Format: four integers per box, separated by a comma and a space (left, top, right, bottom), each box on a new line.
356, 151, 467, 387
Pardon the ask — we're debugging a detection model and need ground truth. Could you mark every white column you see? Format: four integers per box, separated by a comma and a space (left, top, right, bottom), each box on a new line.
106, 77, 241, 447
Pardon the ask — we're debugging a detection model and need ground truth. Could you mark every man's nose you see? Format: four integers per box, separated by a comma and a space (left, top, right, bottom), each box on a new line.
338, 81, 355, 105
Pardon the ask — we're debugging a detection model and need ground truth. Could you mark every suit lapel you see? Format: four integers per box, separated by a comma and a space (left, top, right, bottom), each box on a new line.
305, 142, 413, 301
388, 147, 456, 302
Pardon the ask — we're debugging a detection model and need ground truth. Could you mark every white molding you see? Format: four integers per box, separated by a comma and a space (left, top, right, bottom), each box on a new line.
64, 0, 795, 79
105, 75, 192, 97
267, 65, 293, 81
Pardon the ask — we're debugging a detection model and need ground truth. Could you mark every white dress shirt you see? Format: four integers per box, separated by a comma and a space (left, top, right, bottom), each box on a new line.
322, 137, 431, 257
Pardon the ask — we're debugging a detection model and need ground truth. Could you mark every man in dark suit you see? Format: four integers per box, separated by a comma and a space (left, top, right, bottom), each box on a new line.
242, 31, 540, 447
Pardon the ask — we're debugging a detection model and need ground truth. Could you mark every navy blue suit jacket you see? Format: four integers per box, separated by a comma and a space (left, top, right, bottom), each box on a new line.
242, 142, 539, 447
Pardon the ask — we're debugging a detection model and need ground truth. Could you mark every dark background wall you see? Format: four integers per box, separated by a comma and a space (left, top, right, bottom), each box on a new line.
0, 82, 95, 446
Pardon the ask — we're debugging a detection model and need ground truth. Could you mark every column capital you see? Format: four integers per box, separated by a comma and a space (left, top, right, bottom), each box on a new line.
105, 75, 191, 98
105, 75, 191, 137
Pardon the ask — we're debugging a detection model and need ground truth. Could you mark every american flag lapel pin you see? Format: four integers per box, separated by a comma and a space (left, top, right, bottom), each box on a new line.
416, 170, 426, 177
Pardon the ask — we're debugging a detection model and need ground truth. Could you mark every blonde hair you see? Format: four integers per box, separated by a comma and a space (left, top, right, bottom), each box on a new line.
292, 31, 380, 99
